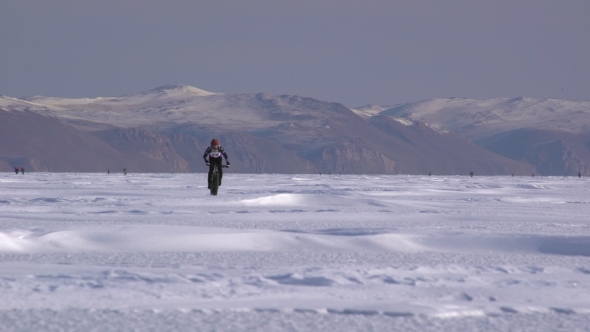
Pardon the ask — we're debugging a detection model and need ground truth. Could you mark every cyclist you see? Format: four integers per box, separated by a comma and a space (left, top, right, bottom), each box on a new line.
203, 138, 230, 189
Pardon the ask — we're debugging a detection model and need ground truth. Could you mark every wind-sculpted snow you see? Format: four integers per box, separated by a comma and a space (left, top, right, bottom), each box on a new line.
1, 173, 590, 331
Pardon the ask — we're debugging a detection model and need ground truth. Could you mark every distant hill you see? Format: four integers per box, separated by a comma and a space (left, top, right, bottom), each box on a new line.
475, 128, 590, 176
354, 97, 590, 175
1, 86, 586, 175
366, 97, 590, 139
0, 110, 163, 172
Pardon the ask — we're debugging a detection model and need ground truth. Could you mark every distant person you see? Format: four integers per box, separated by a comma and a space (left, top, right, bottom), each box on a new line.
21, 167, 25, 175
123, 168, 127, 175
107, 168, 110, 174
203, 138, 230, 189
579, 172, 582, 178
532, 173, 535, 177
470, 171, 474, 177
14, 166, 19, 175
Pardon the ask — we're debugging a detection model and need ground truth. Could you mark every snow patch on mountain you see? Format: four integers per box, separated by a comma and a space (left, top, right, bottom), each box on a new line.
392, 117, 413, 126
136, 84, 221, 97
352, 104, 399, 118
0, 95, 58, 110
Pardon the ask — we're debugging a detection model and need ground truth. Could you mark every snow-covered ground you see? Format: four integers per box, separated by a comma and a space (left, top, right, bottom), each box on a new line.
1, 172, 590, 331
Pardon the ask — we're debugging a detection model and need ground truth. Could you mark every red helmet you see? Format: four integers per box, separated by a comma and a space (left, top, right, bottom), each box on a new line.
211, 138, 219, 146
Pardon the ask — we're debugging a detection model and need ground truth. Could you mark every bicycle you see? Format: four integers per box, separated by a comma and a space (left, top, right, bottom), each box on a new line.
208, 164, 229, 196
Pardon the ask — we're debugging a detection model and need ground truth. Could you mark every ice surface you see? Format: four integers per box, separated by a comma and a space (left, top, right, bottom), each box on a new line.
1, 173, 590, 331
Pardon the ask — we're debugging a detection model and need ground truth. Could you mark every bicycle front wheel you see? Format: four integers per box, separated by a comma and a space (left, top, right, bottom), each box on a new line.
210, 172, 219, 196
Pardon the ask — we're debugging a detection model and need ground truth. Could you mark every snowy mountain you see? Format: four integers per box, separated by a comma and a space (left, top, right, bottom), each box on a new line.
3, 86, 584, 175
14, 85, 351, 132
370, 97, 590, 139
357, 97, 590, 176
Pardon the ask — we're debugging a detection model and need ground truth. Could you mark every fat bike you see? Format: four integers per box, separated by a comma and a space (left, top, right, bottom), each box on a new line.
208, 164, 229, 196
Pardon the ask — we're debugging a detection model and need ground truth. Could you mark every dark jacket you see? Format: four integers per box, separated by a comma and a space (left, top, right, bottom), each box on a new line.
203, 146, 229, 163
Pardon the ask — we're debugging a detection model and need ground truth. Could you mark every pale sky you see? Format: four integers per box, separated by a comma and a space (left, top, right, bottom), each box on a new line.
1, 0, 589, 106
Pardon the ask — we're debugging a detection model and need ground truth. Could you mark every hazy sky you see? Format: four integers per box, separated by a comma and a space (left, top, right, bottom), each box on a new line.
1, 0, 589, 106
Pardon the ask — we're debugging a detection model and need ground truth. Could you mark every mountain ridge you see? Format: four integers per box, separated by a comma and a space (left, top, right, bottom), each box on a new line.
1, 85, 587, 175
366, 97, 590, 139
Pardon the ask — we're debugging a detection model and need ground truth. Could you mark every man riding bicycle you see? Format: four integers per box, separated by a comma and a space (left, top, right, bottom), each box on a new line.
203, 138, 230, 189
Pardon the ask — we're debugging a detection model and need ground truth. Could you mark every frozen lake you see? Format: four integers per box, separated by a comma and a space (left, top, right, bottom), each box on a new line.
1, 172, 590, 331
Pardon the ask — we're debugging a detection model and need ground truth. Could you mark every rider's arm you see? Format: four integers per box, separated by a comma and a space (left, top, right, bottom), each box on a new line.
203, 147, 211, 162
220, 147, 229, 163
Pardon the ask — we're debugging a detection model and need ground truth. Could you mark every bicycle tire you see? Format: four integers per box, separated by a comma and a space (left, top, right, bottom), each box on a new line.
210, 166, 219, 196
